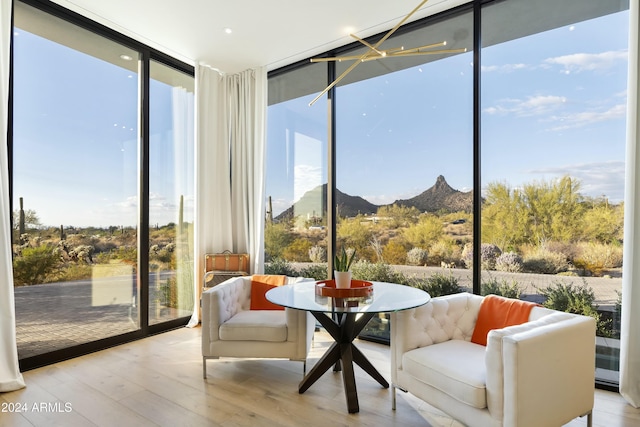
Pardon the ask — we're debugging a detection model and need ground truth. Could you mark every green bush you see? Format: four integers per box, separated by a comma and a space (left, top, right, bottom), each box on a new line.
538, 281, 612, 337
298, 263, 329, 281
264, 258, 297, 276
481, 276, 521, 299
13, 245, 60, 285
412, 271, 464, 297
351, 261, 409, 285
522, 249, 568, 274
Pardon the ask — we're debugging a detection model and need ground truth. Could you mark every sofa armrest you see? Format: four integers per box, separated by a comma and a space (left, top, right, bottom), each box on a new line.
501, 315, 596, 427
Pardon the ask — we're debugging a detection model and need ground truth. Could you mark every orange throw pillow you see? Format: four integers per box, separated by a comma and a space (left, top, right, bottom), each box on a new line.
250, 275, 287, 310
470, 295, 537, 346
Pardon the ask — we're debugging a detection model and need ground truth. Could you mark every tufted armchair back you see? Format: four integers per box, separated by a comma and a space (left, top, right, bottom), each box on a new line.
390, 292, 595, 427
201, 275, 315, 379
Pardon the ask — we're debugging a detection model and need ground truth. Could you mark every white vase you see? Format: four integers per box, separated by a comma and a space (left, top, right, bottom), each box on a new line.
334, 271, 352, 288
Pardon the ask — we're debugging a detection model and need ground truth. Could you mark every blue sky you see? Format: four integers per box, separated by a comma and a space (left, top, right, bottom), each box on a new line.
267, 9, 629, 216
12, 8, 629, 226
12, 26, 189, 228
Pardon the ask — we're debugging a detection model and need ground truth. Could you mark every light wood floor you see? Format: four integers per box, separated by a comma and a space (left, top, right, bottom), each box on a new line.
1, 327, 638, 427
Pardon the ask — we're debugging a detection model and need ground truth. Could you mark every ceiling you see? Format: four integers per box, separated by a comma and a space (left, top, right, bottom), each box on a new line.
50, 0, 466, 74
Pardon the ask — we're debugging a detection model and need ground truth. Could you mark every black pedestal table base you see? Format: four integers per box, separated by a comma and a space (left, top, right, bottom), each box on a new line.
299, 311, 389, 413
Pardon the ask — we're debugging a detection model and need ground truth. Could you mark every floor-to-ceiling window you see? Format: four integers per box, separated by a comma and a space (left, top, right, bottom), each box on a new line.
265, 63, 328, 277
481, 0, 628, 387
265, 0, 629, 387
148, 61, 195, 325
11, 1, 194, 367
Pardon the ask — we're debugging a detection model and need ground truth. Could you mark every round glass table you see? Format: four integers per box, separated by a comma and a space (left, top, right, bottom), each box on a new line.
266, 281, 430, 413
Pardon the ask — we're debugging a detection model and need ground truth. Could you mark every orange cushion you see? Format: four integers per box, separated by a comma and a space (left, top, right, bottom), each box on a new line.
250, 275, 287, 310
470, 295, 537, 346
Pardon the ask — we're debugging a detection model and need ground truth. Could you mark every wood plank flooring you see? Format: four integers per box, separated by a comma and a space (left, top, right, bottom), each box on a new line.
1, 327, 638, 427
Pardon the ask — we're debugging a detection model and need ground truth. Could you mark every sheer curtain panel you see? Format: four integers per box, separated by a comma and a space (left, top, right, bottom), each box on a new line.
190, 65, 233, 327
0, 0, 26, 392
229, 68, 267, 275
621, 0, 640, 408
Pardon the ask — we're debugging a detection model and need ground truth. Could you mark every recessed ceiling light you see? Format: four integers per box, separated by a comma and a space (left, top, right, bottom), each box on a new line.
223, 28, 233, 34
120, 54, 133, 61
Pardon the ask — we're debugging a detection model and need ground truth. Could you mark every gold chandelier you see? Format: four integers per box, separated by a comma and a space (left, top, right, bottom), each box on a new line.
309, 0, 467, 106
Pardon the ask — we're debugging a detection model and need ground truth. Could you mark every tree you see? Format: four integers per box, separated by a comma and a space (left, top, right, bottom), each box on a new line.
376, 204, 419, 228
336, 215, 373, 253
403, 214, 443, 248
12, 208, 41, 231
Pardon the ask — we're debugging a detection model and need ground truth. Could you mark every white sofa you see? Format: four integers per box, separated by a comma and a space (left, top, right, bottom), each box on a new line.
201, 275, 315, 378
391, 292, 596, 427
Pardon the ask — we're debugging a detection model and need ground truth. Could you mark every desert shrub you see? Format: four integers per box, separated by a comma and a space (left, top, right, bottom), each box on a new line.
264, 258, 297, 276
411, 272, 464, 297
461, 243, 502, 270
57, 264, 92, 282
522, 248, 568, 274
113, 246, 138, 265
351, 261, 409, 285
298, 263, 329, 281
282, 238, 312, 262
308, 245, 326, 263
428, 238, 462, 266
69, 245, 94, 263
538, 280, 612, 337
573, 242, 623, 276
481, 276, 521, 299
13, 244, 60, 285
495, 251, 523, 273
406, 247, 428, 266
265, 221, 293, 261
382, 240, 407, 265
403, 214, 443, 248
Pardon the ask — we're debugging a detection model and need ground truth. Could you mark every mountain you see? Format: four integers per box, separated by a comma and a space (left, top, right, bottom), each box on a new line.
392, 175, 473, 213
274, 175, 473, 221
275, 184, 378, 221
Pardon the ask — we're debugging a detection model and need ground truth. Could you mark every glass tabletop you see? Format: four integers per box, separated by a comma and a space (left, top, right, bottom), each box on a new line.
265, 281, 430, 314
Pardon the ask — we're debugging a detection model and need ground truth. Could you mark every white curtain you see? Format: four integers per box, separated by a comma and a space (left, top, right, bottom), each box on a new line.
229, 68, 267, 275
171, 86, 197, 325
189, 65, 267, 326
0, 0, 26, 392
621, 0, 640, 408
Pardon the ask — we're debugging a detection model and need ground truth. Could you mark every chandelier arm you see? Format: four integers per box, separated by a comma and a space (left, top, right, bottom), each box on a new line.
309, 0, 431, 106
350, 34, 386, 56
387, 48, 467, 58
308, 55, 367, 106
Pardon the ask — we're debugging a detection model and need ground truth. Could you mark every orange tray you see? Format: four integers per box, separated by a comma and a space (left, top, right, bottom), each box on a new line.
315, 279, 374, 298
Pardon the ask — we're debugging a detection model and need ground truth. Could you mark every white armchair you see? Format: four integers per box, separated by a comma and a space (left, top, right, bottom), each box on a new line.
391, 292, 596, 427
201, 275, 315, 378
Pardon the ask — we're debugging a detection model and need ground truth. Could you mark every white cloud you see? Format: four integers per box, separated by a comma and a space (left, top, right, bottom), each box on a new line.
483, 95, 567, 117
547, 103, 626, 131
544, 50, 627, 74
481, 63, 528, 73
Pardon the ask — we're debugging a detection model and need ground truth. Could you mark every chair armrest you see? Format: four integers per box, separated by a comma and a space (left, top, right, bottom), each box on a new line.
501, 315, 596, 427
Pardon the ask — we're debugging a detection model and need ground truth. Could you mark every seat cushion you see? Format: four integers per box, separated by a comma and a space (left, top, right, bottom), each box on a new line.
219, 310, 287, 342
403, 339, 487, 409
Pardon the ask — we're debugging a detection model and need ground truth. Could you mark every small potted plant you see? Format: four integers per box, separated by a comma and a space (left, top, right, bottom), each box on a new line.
334, 247, 356, 288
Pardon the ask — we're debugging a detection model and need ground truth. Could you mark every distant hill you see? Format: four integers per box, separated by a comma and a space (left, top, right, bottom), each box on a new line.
275, 184, 378, 221
392, 175, 473, 213
274, 175, 473, 221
